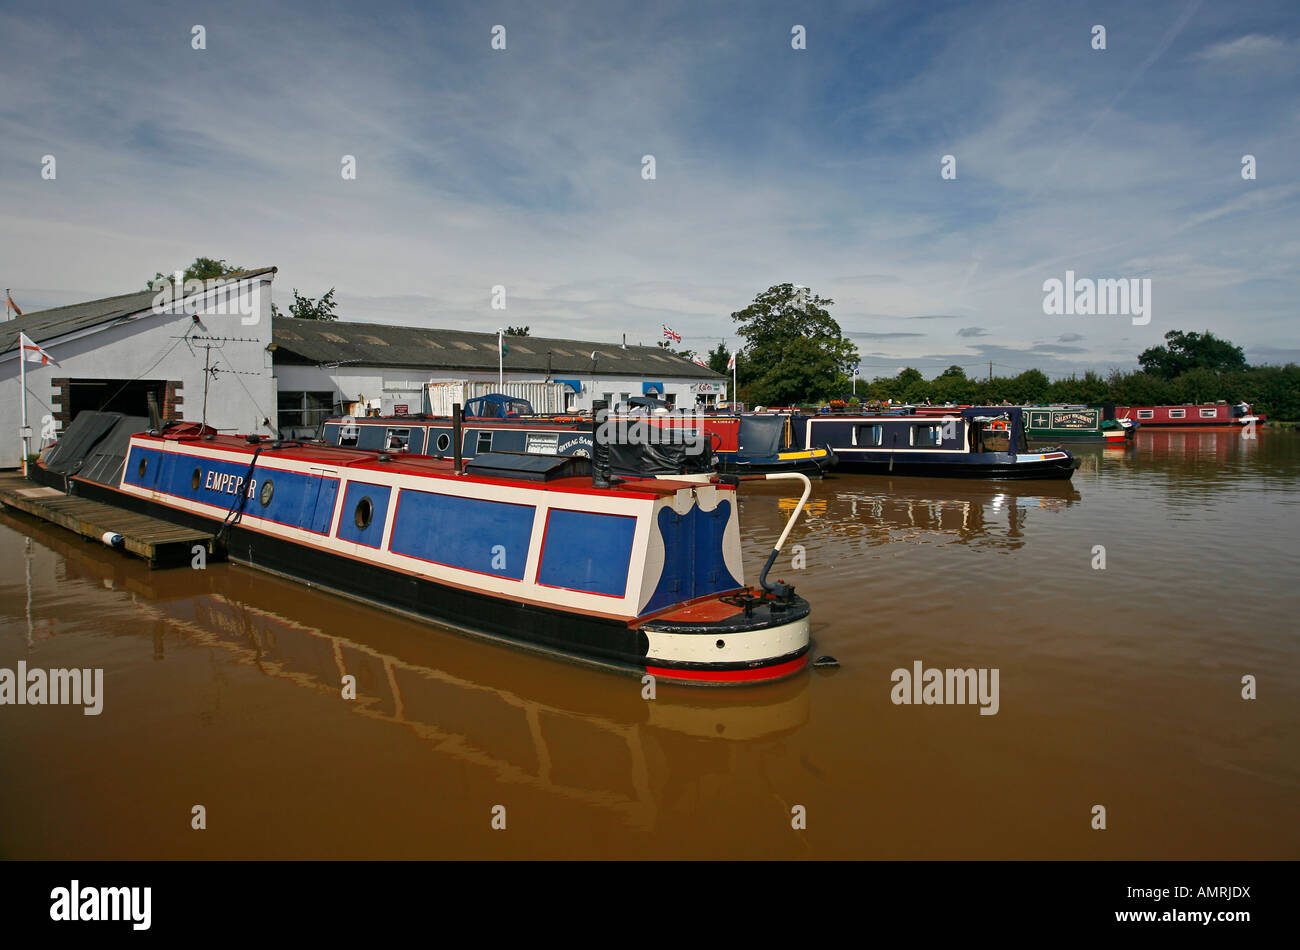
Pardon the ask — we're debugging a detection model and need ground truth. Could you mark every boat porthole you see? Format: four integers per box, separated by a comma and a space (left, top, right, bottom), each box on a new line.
716, 639, 725, 649
259, 479, 275, 506
138, 457, 147, 478
191, 468, 202, 490
436, 433, 451, 452
355, 496, 373, 530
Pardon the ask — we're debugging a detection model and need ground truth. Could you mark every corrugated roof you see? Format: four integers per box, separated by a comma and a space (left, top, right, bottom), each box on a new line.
271, 317, 723, 379
0, 267, 278, 357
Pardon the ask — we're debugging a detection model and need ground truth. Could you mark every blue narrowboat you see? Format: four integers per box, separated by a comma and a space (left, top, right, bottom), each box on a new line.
799, 407, 1080, 479
34, 406, 814, 685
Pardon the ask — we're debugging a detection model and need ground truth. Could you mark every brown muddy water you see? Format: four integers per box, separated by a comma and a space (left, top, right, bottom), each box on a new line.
1, 429, 1296, 860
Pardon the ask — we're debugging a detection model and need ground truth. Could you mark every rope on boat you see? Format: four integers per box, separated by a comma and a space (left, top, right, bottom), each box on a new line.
214, 444, 263, 545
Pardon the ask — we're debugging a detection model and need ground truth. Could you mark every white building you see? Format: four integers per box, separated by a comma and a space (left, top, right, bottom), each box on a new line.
271, 318, 726, 436
0, 268, 278, 469
1, 274, 726, 465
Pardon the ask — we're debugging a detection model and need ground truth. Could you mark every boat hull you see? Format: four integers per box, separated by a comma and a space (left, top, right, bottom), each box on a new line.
833, 452, 1079, 480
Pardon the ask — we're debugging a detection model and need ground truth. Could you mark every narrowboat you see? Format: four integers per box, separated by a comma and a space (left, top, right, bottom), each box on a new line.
1114, 402, 1263, 429
908, 403, 1134, 444
318, 397, 834, 478
798, 407, 1080, 479
31, 405, 814, 685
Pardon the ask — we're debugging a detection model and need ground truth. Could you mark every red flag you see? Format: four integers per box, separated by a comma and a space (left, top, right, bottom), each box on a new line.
6, 294, 21, 316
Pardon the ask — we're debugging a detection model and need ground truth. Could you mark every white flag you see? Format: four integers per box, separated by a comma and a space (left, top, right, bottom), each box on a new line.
727, 351, 736, 370
19, 332, 57, 366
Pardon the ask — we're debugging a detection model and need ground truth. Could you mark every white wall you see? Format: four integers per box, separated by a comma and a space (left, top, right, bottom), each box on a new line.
0, 273, 275, 468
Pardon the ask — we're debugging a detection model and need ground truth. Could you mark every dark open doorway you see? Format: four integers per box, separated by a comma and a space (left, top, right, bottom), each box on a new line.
67, 379, 167, 421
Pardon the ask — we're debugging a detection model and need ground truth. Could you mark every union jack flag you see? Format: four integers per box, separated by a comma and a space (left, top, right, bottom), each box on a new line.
662, 325, 681, 343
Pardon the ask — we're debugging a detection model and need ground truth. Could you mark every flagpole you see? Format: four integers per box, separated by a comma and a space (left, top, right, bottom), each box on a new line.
498, 328, 503, 388
20, 340, 29, 476
732, 350, 737, 411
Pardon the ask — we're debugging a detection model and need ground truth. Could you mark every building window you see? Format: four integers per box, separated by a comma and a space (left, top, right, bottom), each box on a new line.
1169, 409, 1186, 419
912, 424, 942, 447
278, 391, 337, 436
1199, 408, 1218, 418
1137, 410, 1154, 419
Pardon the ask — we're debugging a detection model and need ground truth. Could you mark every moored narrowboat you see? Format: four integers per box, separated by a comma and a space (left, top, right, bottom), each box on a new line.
799, 407, 1080, 479
32, 405, 814, 685
1115, 402, 1263, 429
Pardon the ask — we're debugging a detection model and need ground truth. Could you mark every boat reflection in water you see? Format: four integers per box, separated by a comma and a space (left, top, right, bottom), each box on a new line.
4, 511, 810, 835
756, 477, 1081, 553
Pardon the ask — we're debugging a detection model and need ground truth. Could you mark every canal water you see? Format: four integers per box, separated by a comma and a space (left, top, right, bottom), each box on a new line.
1, 429, 1296, 859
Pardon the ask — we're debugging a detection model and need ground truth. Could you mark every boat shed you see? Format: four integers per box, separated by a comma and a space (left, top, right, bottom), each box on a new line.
0, 268, 278, 469
270, 318, 726, 435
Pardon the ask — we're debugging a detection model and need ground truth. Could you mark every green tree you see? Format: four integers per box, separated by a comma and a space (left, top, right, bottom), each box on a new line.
1138, 330, 1247, 379
506, 325, 530, 336
273, 287, 338, 321
730, 284, 859, 405
148, 256, 243, 289
706, 341, 731, 375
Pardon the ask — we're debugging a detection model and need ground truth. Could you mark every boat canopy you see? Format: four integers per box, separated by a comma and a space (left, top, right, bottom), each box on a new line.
960, 406, 1026, 450
738, 414, 785, 458
464, 394, 534, 418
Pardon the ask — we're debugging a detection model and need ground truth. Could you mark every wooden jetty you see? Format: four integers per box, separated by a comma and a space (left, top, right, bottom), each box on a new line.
0, 473, 215, 568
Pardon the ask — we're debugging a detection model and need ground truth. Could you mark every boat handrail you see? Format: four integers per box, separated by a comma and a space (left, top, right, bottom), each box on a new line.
735, 471, 812, 596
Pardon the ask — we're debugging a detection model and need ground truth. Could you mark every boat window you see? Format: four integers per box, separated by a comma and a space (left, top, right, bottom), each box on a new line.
138, 457, 148, 478
192, 468, 202, 490
1199, 408, 1218, 418
355, 496, 374, 530
1137, 410, 1154, 419
435, 432, 451, 452
853, 424, 883, 447
259, 479, 274, 506
476, 431, 493, 453
912, 424, 942, 447
1169, 409, 1186, 419
338, 420, 360, 447
385, 427, 412, 451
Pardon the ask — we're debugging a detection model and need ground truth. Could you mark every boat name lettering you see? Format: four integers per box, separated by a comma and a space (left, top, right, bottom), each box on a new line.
203, 470, 257, 497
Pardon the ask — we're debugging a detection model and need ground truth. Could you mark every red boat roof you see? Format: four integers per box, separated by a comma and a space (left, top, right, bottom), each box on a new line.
135, 430, 728, 499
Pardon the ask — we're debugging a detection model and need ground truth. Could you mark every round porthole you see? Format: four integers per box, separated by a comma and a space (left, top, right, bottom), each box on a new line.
716, 639, 726, 649
259, 479, 275, 506
191, 468, 202, 490
355, 496, 374, 530
436, 432, 451, 452
138, 457, 148, 478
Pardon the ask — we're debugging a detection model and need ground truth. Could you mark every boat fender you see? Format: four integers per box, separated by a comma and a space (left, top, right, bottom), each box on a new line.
812, 656, 839, 669
101, 532, 124, 549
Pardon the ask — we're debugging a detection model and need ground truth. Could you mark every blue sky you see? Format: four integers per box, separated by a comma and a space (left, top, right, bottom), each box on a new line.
1, 0, 1296, 379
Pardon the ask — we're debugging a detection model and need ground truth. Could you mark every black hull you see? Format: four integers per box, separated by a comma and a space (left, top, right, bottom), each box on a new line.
833, 457, 1078, 480
715, 457, 831, 478
30, 468, 810, 683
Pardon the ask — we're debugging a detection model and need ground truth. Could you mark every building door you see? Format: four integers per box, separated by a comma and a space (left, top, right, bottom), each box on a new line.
66, 378, 167, 421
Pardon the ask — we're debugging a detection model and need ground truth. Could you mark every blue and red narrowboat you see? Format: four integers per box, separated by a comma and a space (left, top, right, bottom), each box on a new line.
33, 405, 813, 685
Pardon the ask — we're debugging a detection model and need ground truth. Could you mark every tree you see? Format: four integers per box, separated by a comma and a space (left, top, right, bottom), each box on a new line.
655, 340, 695, 359
148, 256, 243, 289
1138, 330, 1247, 379
706, 342, 731, 375
506, 326, 530, 336
273, 287, 338, 321
730, 284, 859, 405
